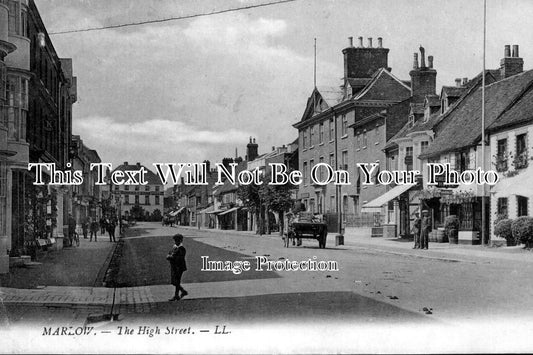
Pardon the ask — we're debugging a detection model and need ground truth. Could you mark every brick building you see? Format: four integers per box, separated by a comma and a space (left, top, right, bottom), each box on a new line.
293, 37, 411, 226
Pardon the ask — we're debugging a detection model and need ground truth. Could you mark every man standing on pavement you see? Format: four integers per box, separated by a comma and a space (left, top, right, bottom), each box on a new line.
412, 211, 421, 249
89, 218, 99, 242
166, 234, 188, 301
107, 218, 117, 242
420, 210, 432, 250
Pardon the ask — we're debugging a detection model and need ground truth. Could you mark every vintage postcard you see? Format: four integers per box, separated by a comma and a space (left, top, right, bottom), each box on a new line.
1, 0, 533, 353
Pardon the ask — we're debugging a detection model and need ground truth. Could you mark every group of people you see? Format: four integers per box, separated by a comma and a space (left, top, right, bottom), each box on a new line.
77, 216, 118, 243
412, 209, 432, 250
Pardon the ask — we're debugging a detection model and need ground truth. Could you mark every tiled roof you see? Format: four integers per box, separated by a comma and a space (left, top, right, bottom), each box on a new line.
421, 69, 533, 158
113, 163, 162, 185
487, 83, 533, 132
316, 86, 344, 107
425, 95, 440, 107
441, 86, 467, 98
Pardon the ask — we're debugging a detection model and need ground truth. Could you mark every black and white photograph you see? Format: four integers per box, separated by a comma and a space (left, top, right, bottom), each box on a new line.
1, 0, 533, 353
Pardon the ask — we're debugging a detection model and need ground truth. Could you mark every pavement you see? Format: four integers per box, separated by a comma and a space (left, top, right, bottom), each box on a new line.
1, 222, 532, 313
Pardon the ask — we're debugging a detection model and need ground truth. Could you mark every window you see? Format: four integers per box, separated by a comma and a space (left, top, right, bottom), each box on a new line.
318, 157, 324, 181
356, 133, 360, 148
0, 65, 6, 102
405, 146, 413, 171
497, 197, 508, 218
309, 198, 315, 214
145, 186, 150, 191
310, 125, 315, 146
8, 1, 18, 35
155, 195, 160, 205
6, 76, 27, 141
309, 159, 314, 183
302, 130, 307, 149
496, 138, 508, 172
319, 123, 324, 144
135, 186, 139, 191
329, 118, 334, 141
341, 114, 347, 136
144, 195, 149, 205
125, 185, 129, 191
155, 186, 160, 192
421, 141, 429, 153
135, 195, 139, 205
455, 151, 470, 173
517, 196, 528, 217
362, 130, 367, 147
303, 162, 308, 185
341, 151, 348, 170
329, 153, 335, 168
330, 196, 336, 212
516, 134, 528, 169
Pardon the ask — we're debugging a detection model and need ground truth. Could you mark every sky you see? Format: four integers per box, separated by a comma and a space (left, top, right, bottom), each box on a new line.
35, 0, 533, 170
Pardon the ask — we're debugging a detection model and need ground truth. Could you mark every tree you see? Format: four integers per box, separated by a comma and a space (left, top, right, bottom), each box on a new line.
237, 183, 264, 234
260, 177, 295, 236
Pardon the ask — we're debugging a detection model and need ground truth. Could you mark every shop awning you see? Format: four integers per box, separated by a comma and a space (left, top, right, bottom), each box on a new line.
361, 184, 414, 213
218, 206, 240, 215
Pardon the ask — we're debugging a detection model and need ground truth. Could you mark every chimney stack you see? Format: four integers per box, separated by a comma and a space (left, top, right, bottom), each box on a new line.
348, 36, 353, 47
462, 77, 468, 86
246, 137, 259, 162
409, 45, 437, 101
358, 36, 363, 48
124, 161, 128, 166
377, 37, 383, 48
501, 44, 523, 78
367, 37, 373, 48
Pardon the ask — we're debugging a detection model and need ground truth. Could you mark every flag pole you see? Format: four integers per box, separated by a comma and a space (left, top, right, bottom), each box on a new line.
481, 0, 487, 245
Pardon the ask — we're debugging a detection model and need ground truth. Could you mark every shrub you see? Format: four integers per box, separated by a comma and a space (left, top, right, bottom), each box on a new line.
444, 215, 459, 230
494, 219, 515, 245
511, 216, 533, 248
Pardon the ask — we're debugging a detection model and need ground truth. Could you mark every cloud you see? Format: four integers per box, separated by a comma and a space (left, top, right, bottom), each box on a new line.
74, 116, 253, 166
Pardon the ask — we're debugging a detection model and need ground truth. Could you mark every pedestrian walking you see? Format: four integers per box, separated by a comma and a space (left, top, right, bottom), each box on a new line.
99, 217, 106, 234
420, 210, 432, 250
166, 233, 188, 301
412, 211, 421, 249
82, 218, 89, 239
107, 218, 116, 242
90, 218, 99, 242
68, 213, 76, 247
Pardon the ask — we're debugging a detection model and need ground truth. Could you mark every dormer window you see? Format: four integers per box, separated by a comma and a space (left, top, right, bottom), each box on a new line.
408, 114, 415, 127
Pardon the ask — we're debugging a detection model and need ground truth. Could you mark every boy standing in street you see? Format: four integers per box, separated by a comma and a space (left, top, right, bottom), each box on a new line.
167, 234, 188, 301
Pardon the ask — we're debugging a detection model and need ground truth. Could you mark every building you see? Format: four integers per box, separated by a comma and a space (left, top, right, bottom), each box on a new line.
110, 162, 164, 221
1, 0, 76, 272
293, 36, 411, 228
70, 135, 102, 229
419, 45, 531, 244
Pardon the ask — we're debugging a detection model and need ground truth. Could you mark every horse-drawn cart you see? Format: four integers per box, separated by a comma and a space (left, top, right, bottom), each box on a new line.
284, 212, 328, 248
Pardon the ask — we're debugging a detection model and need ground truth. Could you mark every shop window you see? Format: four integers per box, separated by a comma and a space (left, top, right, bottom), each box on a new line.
517, 196, 528, 217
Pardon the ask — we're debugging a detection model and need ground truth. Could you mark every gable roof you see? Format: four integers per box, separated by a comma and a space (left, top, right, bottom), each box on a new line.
353, 68, 411, 101
421, 69, 533, 158
297, 86, 343, 123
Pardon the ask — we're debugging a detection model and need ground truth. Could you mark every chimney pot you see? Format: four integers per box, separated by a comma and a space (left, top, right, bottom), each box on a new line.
419, 46, 426, 68
253, 138, 256, 144
124, 161, 128, 166
367, 37, 373, 48
512, 44, 519, 57
377, 37, 383, 48
455, 78, 462, 87
428, 55, 434, 69
348, 36, 353, 47
272, 146, 275, 151
504, 45, 511, 57
358, 36, 363, 48
462, 77, 468, 85
413, 53, 419, 69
